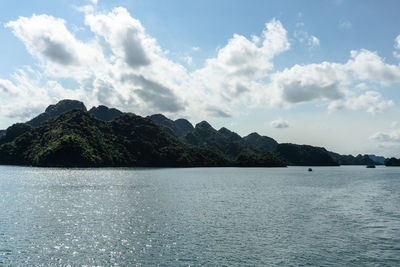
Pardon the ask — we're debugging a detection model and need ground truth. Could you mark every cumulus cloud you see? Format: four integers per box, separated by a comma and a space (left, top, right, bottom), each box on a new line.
270, 118, 290, 129
347, 49, 400, 85
328, 91, 394, 114
265, 49, 398, 113
191, 19, 290, 111
121, 74, 184, 112
1, 4, 400, 124
5, 14, 103, 71
85, 8, 152, 69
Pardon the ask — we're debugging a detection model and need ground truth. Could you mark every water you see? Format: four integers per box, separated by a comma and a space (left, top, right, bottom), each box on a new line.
1, 166, 400, 266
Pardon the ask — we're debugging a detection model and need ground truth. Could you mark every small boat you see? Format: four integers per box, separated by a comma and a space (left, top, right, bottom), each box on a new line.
308, 168, 312, 172
366, 165, 376, 168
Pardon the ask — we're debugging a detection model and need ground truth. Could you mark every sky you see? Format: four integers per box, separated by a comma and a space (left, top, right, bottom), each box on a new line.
1, 0, 400, 157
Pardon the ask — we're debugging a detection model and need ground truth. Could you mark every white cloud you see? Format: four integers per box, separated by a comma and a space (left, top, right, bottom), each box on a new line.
328, 91, 394, 114
191, 46, 200, 51
293, 21, 319, 48
309, 35, 320, 47
347, 49, 400, 85
391, 121, 399, 128
395, 35, 400, 50
270, 118, 290, 129
191, 19, 290, 113
265, 49, 398, 113
1, 6, 400, 124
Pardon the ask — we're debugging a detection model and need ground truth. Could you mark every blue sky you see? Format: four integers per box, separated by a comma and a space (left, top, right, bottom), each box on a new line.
1, 0, 400, 157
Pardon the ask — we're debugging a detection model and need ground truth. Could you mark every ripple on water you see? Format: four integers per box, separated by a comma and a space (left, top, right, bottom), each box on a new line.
1, 166, 400, 266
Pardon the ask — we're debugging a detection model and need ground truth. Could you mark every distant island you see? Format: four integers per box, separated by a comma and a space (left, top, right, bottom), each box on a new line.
0, 99, 395, 168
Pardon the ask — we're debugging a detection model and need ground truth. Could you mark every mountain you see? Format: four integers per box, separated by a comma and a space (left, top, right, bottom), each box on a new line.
275, 143, 339, 166
0, 107, 285, 167
1, 99, 390, 168
368, 154, 386, 165
329, 152, 376, 165
27, 99, 87, 127
184, 121, 260, 160
147, 114, 194, 138
0, 110, 231, 167
149, 115, 284, 166
243, 132, 278, 152
385, 157, 400, 166
88, 105, 123, 121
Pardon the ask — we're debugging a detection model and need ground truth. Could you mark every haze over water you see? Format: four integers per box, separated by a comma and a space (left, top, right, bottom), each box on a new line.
1, 166, 400, 266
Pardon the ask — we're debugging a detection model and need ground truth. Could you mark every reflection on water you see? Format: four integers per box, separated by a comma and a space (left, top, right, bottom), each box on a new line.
1, 166, 400, 266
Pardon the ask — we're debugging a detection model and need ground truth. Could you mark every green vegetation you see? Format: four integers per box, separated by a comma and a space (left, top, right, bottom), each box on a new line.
0, 99, 391, 168
385, 157, 400, 166
27, 99, 87, 127
0, 110, 233, 167
147, 114, 194, 138
275, 143, 339, 166
89, 105, 123, 121
0, 108, 285, 167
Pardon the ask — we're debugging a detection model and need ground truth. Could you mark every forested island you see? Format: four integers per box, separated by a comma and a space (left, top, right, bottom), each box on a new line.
0, 99, 394, 167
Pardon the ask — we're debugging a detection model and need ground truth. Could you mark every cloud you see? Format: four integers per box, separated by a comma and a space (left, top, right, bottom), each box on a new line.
309, 35, 320, 47
294, 31, 320, 48
370, 130, 400, 143
347, 49, 400, 85
270, 118, 289, 128
294, 21, 320, 48
191, 19, 290, 110
122, 74, 184, 112
1, 5, 400, 125
395, 35, 400, 50
191, 46, 200, 51
85, 7, 152, 69
6, 15, 80, 66
205, 106, 231, 118
328, 91, 394, 114
266, 49, 398, 113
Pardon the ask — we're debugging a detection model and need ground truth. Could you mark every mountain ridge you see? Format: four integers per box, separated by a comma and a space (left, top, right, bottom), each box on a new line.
0, 99, 391, 167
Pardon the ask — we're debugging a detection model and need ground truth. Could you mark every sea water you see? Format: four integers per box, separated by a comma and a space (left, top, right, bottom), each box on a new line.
1, 166, 400, 266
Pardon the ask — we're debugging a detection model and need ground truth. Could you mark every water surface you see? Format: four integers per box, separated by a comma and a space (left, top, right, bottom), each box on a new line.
1, 166, 400, 266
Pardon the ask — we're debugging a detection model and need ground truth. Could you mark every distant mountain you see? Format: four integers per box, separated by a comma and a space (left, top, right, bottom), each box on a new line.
329, 152, 376, 165
147, 114, 194, 138
368, 154, 386, 165
275, 143, 339, 166
385, 157, 400, 166
149, 115, 284, 166
184, 121, 259, 160
243, 132, 278, 152
0, 99, 391, 168
27, 99, 87, 127
89, 105, 123, 121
